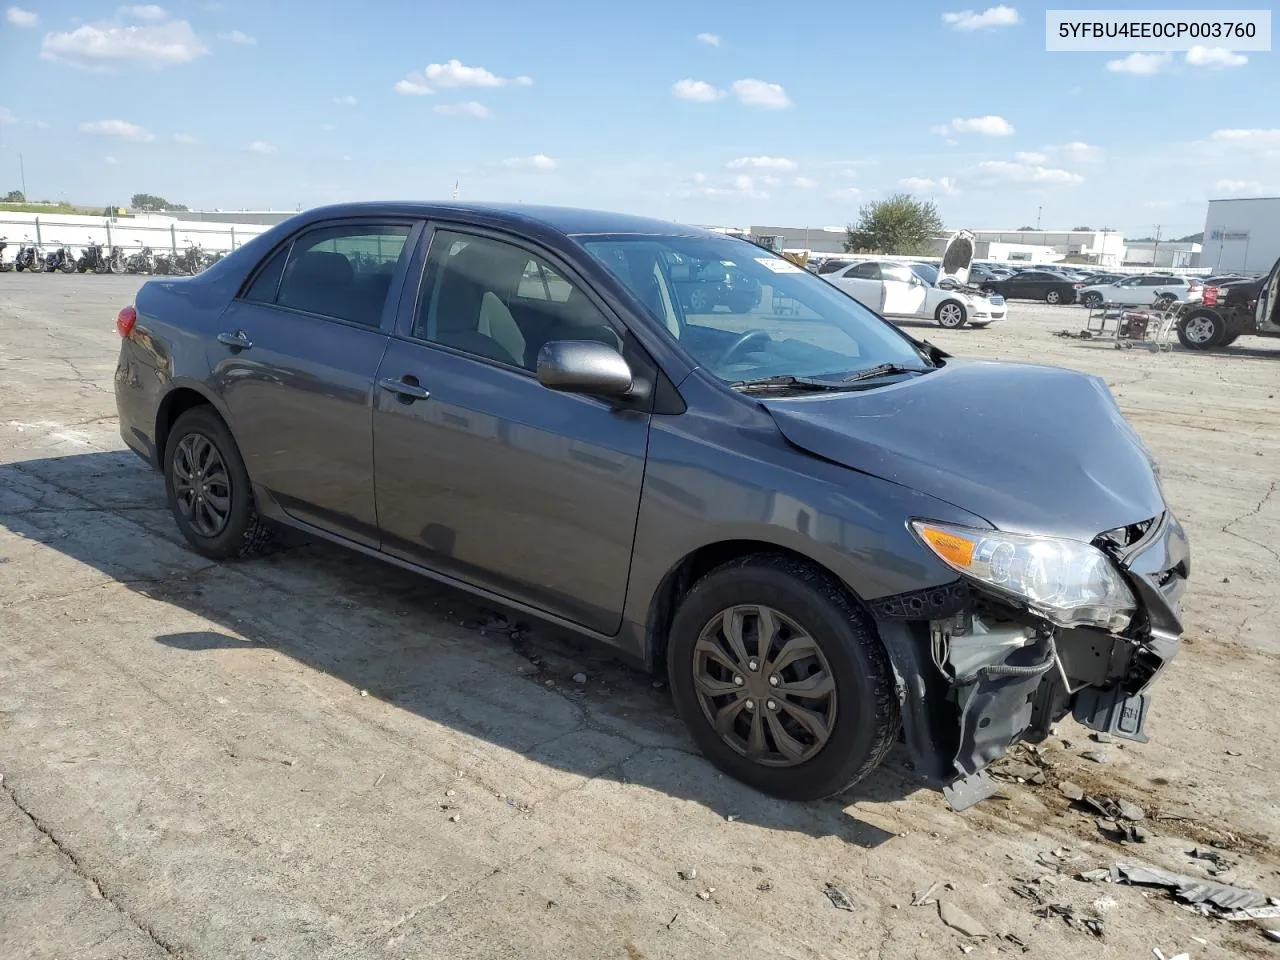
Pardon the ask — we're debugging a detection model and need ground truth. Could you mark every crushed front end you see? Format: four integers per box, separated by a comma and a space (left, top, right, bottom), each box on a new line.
871, 511, 1190, 810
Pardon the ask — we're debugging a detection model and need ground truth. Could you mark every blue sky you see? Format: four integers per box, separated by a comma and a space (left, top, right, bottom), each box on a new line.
1, 0, 1275, 236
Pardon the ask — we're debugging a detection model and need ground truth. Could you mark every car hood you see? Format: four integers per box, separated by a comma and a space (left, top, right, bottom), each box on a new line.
761, 360, 1165, 541
939, 229, 974, 286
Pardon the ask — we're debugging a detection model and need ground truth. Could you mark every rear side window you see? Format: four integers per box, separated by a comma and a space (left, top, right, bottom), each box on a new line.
242, 244, 290, 303
273, 224, 412, 327
880, 264, 916, 284
849, 261, 880, 279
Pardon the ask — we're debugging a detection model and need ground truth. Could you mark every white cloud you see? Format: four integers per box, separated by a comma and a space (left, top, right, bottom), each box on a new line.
118, 4, 167, 21
41, 18, 207, 71
320, 122, 336, 131
245, 140, 276, 154
731, 78, 791, 109
671, 79, 724, 102
6, 6, 38, 27
424, 59, 532, 88
333, 95, 356, 105
932, 115, 1014, 136
828, 186, 862, 200
433, 100, 490, 119
394, 73, 432, 96
900, 176, 960, 195
342, 155, 351, 162
1211, 128, 1280, 143
1014, 151, 1047, 164
794, 176, 818, 188
973, 160, 1083, 184
1048, 141, 1102, 162
218, 29, 255, 45
1214, 179, 1261, 193
503, 154, 556, 171
682, 174, 770, 201
171, 132, 199, 145
0, 106, 14, 123
942, 5, 1019, 30
1106, 52, 1172, 75
104, 155, 119, 165
696, 32, 721, 47
79, 118, 154, 141
1186, 46, 1247, 68
727, 156, 797, 171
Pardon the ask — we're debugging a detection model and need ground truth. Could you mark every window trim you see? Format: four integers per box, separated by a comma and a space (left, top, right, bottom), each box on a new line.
393, 221, 630, 378
232, 217, 423, 333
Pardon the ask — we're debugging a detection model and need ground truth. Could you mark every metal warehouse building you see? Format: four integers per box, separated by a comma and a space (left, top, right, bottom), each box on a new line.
1200, 197, 1280, 274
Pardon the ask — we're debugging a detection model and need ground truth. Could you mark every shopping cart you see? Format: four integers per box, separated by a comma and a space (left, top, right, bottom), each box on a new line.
1113, 299, 1187, 352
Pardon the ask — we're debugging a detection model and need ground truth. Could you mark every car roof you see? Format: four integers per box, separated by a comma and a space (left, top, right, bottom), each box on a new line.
293, 201, 720, 240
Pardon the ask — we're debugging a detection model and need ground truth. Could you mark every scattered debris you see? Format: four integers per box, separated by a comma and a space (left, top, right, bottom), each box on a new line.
1220, 906, 1280, 921
1081, 749, 1109, 764
677, 868, 697, 881
1225, 749, 1242, 757
572, 672, 587, 684
1118, 800, 1146, 821
824, 883, 857, 912
359, 689, 369, 697
1033, 902, 1103, 937
1091, 895, 1118, 914
1059, 781, 1085, 801
696, 888, 715, 902
756, 880, 772, 892
1038, 847, 1085, 869
1187, 848, 1234, 876
445, 789, 456, 798
1078, 869, 1111, 882
1091, 732, 1116, 744
666, 913, 678, 930
448, 814, 460, 823
1111, 862, 1272, 915
938, 900, 988, 938
725, 814, 739, 822
912, 881, 941, 907
372, 772, 385, 788
1003, 933, 1029, 953
1263, 929, 1280, 943
994, 761, 1041, 782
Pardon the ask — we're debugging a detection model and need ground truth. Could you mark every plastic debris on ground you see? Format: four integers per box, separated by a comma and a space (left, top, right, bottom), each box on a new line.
1104, 862, 1275, 917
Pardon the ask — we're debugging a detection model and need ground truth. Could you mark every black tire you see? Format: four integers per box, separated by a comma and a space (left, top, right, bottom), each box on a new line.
1176, 310, 1227, 350
667, 554, 900, 801
1045, 289, 1063, 305
163, 406, 273, 560
1220, 331, 1241, 347
935, 300, 968, 329
1081, 291, 1103, 308
688, 286, 714, 313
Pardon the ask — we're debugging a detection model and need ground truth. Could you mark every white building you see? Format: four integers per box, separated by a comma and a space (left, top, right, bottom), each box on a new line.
1123, 241, 1202, 268
1200, 197, 1280, 274
963, 229, 1127, 265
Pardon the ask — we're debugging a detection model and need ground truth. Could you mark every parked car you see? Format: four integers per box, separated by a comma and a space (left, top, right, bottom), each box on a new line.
667, 255, 762, 313
1176, 264, 1280, 349
968, 263, 1010, 285
1077, 275, 1202, 309
1076, 272, 1124, 288
114, 202, 1189, 810
815, 258, 855, 275
824, 234, 1006, 328
981, 270, 1079, 304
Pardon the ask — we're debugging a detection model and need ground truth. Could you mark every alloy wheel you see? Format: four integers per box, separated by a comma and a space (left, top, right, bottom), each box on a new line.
1182, 315, 1217, 345
692, 604, 837, 767
1046, 290, 1061, 304
171, 433, 233, 537
938, 303, 965, 328
689, 288, 712, 312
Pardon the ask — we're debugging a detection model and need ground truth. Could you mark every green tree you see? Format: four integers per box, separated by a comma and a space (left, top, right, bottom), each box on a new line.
1071, 225, 1093, 231
844, 193, 946, 255
4, 189, 25, 202
130, 192, 186, 211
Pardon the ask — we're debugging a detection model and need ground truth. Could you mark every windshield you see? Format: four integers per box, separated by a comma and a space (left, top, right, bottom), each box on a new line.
579, 234, 930, 383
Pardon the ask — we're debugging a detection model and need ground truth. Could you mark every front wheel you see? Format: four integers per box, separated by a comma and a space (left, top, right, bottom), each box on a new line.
1177, 310, 1226, 350
667, 555, 900, 801
935, 300, 968, 329
1045, 289, 1063, 305
1081, 292, 1103, 308
164, 407, 273, 560
687, 286, 714, 313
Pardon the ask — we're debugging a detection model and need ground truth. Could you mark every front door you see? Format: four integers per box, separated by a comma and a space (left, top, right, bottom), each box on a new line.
209, 219, 419, 546
880, 262, 929, 316
372, 227, 651, 633
830, 261, 882, 310
1258, 257, 1280, 333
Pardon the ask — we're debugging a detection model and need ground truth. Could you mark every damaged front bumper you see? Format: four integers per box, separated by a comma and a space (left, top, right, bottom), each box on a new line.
872, 510, 1190, 810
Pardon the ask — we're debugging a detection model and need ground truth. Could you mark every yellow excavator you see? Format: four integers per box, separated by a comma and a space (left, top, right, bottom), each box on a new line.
746, 233, 808, 269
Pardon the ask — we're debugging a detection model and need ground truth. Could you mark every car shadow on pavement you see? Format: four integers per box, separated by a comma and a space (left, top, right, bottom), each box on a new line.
3, 450, 924, 847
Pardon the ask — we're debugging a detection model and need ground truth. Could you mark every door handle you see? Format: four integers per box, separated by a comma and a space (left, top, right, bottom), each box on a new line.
379, 376, 430, 401
216, 330, 253, 350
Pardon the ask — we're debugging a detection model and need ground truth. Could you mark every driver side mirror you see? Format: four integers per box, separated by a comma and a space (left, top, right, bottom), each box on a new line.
536, 340, 633, 397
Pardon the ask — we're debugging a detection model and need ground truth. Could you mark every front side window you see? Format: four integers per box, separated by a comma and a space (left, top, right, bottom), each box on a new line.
880, 264, 917, 284
849, 261, 880, 280
581, 234, 930, 384
272, 223, 412, 327
415, 230, 620, 370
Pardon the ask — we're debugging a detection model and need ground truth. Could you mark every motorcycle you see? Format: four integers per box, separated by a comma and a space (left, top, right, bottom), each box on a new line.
174, 244, 204, 276
77, 240, 109, 273
14, 245, 45, 272
152, 253, 173, 275
44, 247, 79, 273
106, 245, 126, 273
125, 246, 155, 275
0, 238, 10, 272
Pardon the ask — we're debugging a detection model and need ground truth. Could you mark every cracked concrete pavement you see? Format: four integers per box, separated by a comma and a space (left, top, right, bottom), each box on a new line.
2, 274, 1279, 959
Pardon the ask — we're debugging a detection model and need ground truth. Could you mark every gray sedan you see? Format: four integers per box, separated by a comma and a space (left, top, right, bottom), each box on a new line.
113, 202, 1190, 809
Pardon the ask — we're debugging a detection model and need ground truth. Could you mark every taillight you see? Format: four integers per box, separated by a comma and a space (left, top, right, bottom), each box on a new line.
1202, 287, 1218, 307
116, 305, 137, 338
1073, 283, 1083, 288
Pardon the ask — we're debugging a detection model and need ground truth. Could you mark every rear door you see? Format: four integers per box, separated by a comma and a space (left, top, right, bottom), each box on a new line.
880, 263, 929, 316
828, 261, 883, 309
371, 225, 651, 634
1258, 257, 1280, 332
209, 219, 420, 546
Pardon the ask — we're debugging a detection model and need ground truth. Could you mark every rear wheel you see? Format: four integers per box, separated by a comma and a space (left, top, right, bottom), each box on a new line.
935, 300, 968, 329
688, 286, 714, 313
667, 554, 900, 801
1176, 310, 1226, 350
1045, 289, 1063, 305
164, 407, 273, 560
1081, 291, 1103, 308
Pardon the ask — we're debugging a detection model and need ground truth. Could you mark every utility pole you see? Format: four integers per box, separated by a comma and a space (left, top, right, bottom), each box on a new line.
1151, 224, 1162, 268
1036, 205, 1042, 230
19, 152, 27, 199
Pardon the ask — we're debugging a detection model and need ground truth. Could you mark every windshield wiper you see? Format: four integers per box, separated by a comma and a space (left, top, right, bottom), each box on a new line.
842, 362, 932, 383
728, 375, 852, 393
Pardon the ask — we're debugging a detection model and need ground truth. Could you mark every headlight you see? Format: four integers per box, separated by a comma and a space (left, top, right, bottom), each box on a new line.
912, 521, 1136, 632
